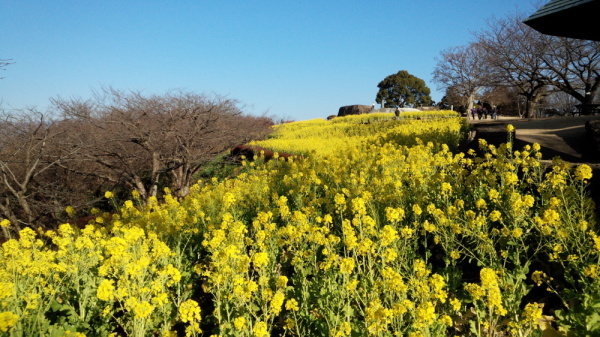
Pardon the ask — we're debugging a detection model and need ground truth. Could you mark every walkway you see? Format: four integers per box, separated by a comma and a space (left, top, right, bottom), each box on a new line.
467, 115, 600, 163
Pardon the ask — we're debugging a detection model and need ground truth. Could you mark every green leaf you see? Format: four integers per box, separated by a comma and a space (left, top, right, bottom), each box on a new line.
586, 313, 600, 331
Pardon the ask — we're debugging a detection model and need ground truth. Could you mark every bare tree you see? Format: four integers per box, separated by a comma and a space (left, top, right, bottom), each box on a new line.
53, 88, 273, 202
440, 85, 470, 112
539, 36, 600, 113
476, 13, 551, 118
543, 91, 579, 115
479, 86, 516, 114
0, 89, 272, 231
432, 43, 489, 111
0, 110, 81, 230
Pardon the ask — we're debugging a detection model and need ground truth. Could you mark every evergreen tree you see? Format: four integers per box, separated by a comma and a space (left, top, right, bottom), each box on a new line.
376, 70, 432, 108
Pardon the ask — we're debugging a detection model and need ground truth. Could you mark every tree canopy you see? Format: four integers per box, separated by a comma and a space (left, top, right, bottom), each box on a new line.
375, 70, 433, 108
0, 88, 274, 228
433, 8, 600, 118
432, 44, 489, 112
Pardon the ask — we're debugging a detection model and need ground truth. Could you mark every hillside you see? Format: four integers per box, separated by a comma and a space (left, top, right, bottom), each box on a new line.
1, 111, 598, 336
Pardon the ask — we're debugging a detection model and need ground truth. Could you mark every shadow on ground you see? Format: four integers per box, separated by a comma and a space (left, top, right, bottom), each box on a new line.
466, 116, 600, 211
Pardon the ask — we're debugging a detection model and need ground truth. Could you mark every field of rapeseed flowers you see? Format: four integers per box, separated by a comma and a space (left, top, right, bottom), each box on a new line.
1, 111, 599, 336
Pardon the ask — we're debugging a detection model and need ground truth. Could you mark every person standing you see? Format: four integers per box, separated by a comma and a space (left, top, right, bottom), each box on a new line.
395, 106, 401, 119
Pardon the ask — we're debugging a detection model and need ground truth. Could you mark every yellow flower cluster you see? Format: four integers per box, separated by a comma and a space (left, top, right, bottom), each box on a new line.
0, 311, 18, 332
179, 299, 202, 336
2, 113, 598, 336
0, 220, 192, 336
252, 111, 461, 156
466, 268, 507, 316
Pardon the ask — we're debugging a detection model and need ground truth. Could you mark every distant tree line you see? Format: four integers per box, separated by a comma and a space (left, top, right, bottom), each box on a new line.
432, 10, 600, 118
0, 88, 273, 231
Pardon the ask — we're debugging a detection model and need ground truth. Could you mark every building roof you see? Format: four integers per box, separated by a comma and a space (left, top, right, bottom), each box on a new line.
524, 0, 600, 41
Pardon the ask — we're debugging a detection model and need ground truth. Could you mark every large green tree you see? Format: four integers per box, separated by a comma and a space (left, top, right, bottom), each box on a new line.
376, 70, 433, 108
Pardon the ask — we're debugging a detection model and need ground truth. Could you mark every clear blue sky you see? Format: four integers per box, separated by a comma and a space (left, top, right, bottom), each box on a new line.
1, 0, 536, 121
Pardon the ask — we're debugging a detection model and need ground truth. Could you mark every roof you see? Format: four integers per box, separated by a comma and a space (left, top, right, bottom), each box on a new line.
524, 0, 600, 41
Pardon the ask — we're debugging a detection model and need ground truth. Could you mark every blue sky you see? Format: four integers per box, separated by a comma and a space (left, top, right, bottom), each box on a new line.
1, 0, 536, 121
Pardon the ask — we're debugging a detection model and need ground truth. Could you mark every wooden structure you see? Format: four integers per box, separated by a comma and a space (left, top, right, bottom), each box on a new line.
524, 0, 600, 41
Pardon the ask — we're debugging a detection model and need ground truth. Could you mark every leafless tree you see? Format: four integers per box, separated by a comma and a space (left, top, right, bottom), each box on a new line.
542, 91, 579, 115
476, 13, 551, 118
435, 3, 599, 117
440, 85, 470, 112
0, 89, 272, 230
432, 43, 489, 112
538, 36, 600, 113
0, 109, 82, 230
53, 88, 273, 202
479, 86, 515, 114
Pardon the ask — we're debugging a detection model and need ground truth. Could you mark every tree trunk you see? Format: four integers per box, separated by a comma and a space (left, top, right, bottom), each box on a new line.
525, 97, 538, 119
16, 191, 35, 226
170, 161, 200, 198
132, 175, 148, 204
0, 199, 20, 233
467, 93, 476, 111
522, 90, 545, 119
148, 152, 161, 200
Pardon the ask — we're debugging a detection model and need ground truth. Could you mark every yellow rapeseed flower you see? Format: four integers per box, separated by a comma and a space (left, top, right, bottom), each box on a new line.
233, 316, 246, 331
253, 321, 269, 337
584, 264, 598, 278
132, 300, 154, 319
339, 257, 356, 275
522, 303, 543, 326
415, 302, 436, 327
0, 311, 19, 332
488, 210, 502, 222
179, 299, 201, 323
276, 275, 288, 289
450, 298, 461, 311
574, 164, 593, 181
285, 298, 300, 311
270, 291, 285, 315
252, 252, 269, 268
380, 225, 399, 246
346, 279, 359, 292
412, 204, 423, 216
65, 206, 76, 217
97, 279, 115, 301
0, 219, 10, 228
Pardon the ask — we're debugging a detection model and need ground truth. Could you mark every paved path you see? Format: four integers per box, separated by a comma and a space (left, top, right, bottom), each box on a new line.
467, 115, 600, 163
467, 115, 600, 204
